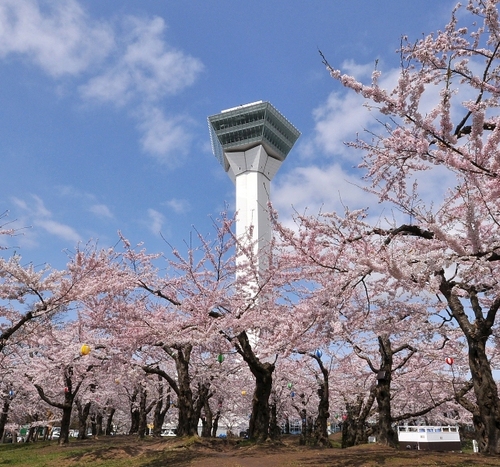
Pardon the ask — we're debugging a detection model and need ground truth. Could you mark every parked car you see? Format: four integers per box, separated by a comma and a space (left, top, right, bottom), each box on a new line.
50, 427, 61, 440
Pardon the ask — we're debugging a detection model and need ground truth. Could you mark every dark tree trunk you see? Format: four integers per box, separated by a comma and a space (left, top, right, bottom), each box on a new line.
105, 407, 115, 435
341, 390, 376, 448
351, 334, 416, 448
313, 354, 330, 446
138, 386, 147, 438
284, 418, 290, 435
34, 379, 76, 445
211, 411, 220, 438
90, 413, 97, 437
137, 384, 155, 439
59, 399, 73, 445
439, 278, 500, 455
128, 386, 140, 435
342, 410, 366, 448
300, 408, 307, 445
152, 382, 170, 437
26, 426, 37, 443
467, 334, 500, 454
375, 377, 397, 447
269, 402, 281, 440
236, 331, 274, 442
129, 408, 139, 435
33, 365, 87, 445
307, 416, 314, 439
314, 383, 330, 446
75, 399, 91, 440
0, 396, 11, 441
96, 413, 103, 436
144, 344, 198, 437
175, 346, 198, 437
194, 381, 213, 438
375, 336, 398, 448
248, 364, 273, 442
201, 400, 213, 438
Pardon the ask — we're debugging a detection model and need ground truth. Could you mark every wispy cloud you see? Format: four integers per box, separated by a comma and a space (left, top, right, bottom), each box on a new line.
80, 16, 203, 105
277, 62, 460, 229
274, 163, 370, 222
55, 186, 114, 220
138, 107, 193, 166
300, 66, 400, 160
0, 1, 204, 166
0, 0, 113, 76
146, 208, 165, 236
89, 204, 113, 219
35, 218, 81, 243
165, 198, 191, 214
11, 195, 81, 244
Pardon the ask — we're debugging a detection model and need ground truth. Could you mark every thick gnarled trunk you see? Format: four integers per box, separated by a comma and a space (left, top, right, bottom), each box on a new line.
59, 399, 73, 445
34, 369, 78, 446
375, 336, 398, 448
175, 354, 197, 437
0, 396, 11, 441
313, 355, 330, 447
341, 390, 376, 448
75, 399, 91, 440
143, 345, 199, 437
440, 280, 500, 455
236, 331, 275, 442
152, 382, 170, 437
314, 382, 330, 446
105, 407, 116, 435
248, 363, 273, 441
467, 336, 500, 454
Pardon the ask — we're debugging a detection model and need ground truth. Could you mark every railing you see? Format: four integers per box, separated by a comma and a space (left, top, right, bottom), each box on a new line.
397, 425, 459, 433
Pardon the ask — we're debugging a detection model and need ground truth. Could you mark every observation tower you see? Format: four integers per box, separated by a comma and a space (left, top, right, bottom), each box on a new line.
208, 101, 300, 260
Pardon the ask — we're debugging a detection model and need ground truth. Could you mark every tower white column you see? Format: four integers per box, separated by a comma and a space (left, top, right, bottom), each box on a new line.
208, 100, 300, 319
225, 145, 283, 264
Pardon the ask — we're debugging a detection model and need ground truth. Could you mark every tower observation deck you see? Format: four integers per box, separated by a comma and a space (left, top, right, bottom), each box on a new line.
208, 101, 300, 259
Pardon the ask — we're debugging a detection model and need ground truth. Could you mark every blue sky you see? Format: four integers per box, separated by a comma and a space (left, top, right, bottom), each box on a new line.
0, 0, 457, 269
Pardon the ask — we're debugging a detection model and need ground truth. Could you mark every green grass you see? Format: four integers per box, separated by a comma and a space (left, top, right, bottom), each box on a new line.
2, 435, 499, 467
0, 439, 159, 467
0, 441, 71, 467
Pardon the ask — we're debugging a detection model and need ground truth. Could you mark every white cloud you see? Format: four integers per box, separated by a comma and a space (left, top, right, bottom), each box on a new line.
341, 59, 375, 79
300, 91, 373, 159
36, 218, 81, 243
89, 204, 113, 219
0, 1, 203, 166
165, 198, 191, 214
77, 14, 203, 164
138, 107, 192, 165
0, 0, 113, 77
146, 208, 165, 236
11, 195, 81, 244
32, 195, 53, 218
55, 186, 114, 220
276, 62, 463, 230
274, 164, 372, 221
79, 16, 203, 105
301, 66, 401, 160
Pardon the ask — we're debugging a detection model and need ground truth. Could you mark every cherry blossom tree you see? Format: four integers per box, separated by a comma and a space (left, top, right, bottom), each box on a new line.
0, 235, 122, 355
114, 215, 298, 442
309, 0, 500, 454
0, 255, 70, 354
18, 317, 110, 445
